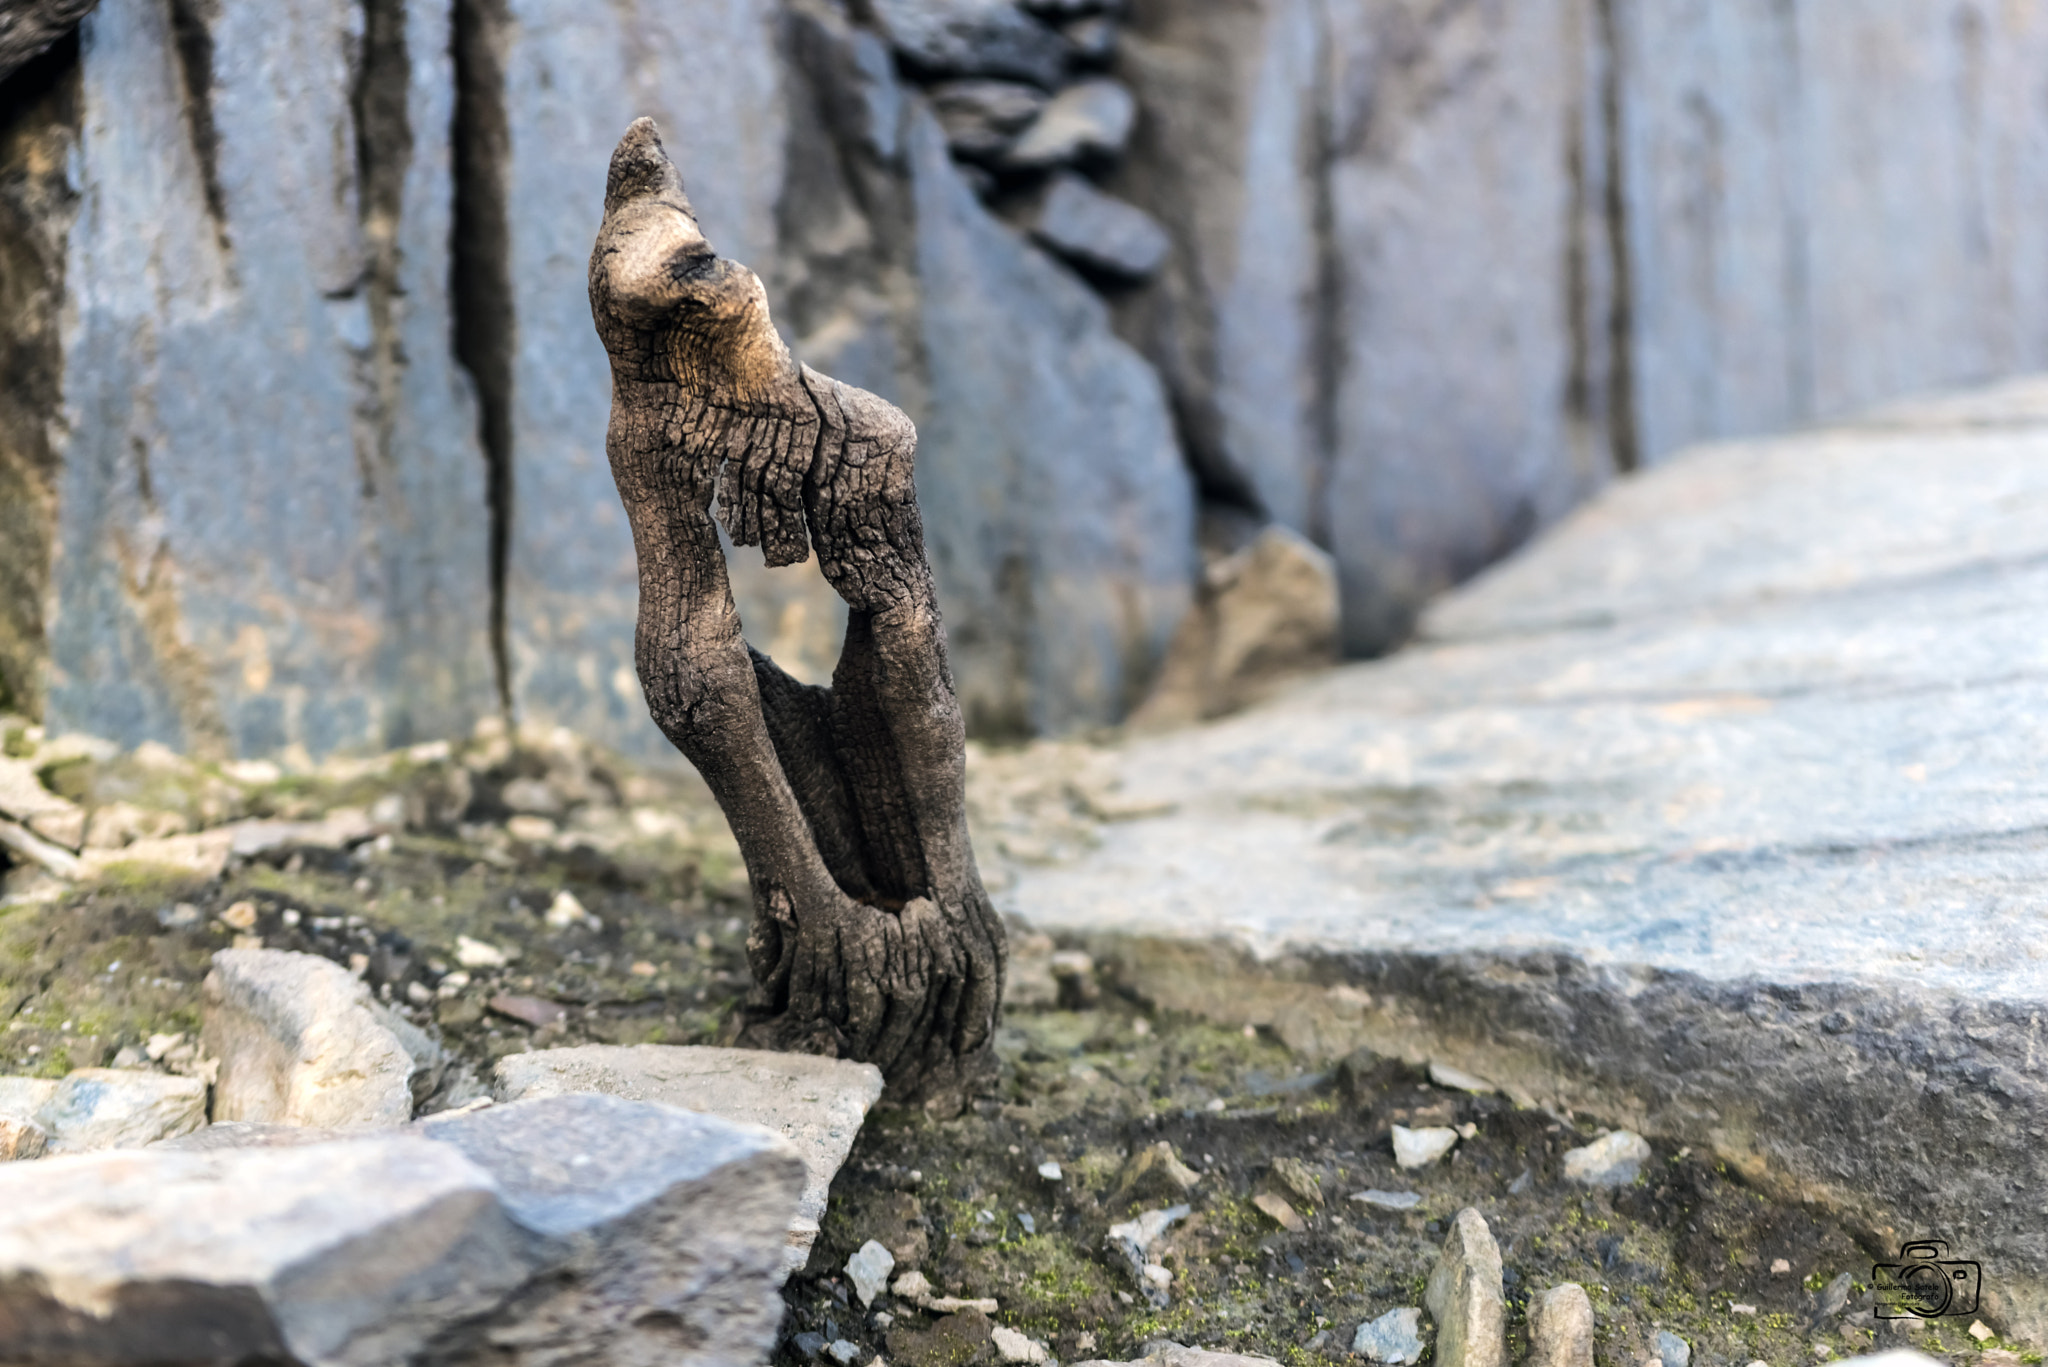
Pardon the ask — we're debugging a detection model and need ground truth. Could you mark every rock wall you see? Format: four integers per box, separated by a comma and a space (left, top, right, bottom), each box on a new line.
5, 0, 2047, 753
43, 0, 498, 758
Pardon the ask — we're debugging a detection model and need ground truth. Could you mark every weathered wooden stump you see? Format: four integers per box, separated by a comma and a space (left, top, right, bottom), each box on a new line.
587, 118, 1004, 1110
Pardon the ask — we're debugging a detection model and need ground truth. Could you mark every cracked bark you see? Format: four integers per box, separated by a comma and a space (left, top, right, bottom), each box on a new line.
588, 119, 1005, 1110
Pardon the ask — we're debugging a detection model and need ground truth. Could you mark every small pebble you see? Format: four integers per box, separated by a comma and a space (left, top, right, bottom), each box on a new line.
221, 901, 259, 930
1392, 1124, 1459, 1169
793, 1332, 827, 1358
1771, 1258, 1793, 1275
846, 1240, 895, 1307
1657, 1329, 1691, 1367
991, 1325, 1048, 1364
1351, 1189, 1422, 1211
1252, 1191, 1306, 1232
1970, 1322, 1995, 1343
1037, 1160, 1062, 1180
827, 1340, 861, 1365
1561, 1130, 1650, 1187
1352, 1306, 1424, 1365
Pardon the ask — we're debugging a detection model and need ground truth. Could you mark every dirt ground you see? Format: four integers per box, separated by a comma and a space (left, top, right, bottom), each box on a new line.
0, 723, 2035, 1367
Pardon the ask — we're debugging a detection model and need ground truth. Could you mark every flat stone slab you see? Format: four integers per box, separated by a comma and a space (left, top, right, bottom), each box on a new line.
493, 1044, 884, 1275
996, 380, 2048, 1340
0, 1094, 804, 1367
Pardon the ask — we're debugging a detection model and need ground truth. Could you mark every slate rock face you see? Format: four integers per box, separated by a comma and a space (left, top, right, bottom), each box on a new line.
49, 0, 496, 757
867, 0, 1066, 87
907, 105, 1195, 734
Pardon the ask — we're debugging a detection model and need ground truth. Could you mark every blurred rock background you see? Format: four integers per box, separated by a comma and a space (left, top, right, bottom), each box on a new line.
2, 0, 2044, 760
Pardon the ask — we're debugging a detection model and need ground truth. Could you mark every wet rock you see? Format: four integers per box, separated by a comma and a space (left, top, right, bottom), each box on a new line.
414, 1094, 806, 1360
1351, 1306, 1425, 1365
1392, 1124, 1459, 1169
1655, 1330, 1691, 1367
1026, 172, 1169, 281
203, 948, 439, 1130
1424, 1208, 1506, 1367
1562, 1131, 1651, 1188
1004, 78, 1135, 166
868, 0, 1066, 86
1114, 1139, 1201, 1205
929, 78, 1048, 161
33, 1069, 207, 1153
1527, 1284, 1594, 1367
848, 1239, 896, 1307
493, 1043, 884, 1274
1131, 525, 1337, 727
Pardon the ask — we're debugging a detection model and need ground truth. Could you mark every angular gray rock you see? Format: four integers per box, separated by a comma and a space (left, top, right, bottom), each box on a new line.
492, 1043, 883, 1274
1655, 1330, 1690, 1367
928, 78, 1049, 161
999, 389, 2048, 1338
1004, 78, 1135, 167
868, 0, 1066, 87
0, 1133, 524, 1366
33, 1068, 207, 1153
1028, 172, 1170, 281
0, 1095, 804, 1367
906, 105, 1195, 734
1351, 1306, 1424, 1365
203, 948, 439, 1130
414, 1094, 807, 1364
1423, 1209, 1506, 1367
1526, 1284, 1593, 1367
51, 0, 496, 756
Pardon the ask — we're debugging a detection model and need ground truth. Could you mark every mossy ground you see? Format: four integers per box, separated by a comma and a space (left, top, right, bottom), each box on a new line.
0, 730, 2033, 1367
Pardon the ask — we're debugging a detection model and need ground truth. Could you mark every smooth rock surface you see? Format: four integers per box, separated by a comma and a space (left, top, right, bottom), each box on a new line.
1392, 1125, 1458, 1170
1000, 394, 2048, 1335
1351, 1306, 1424, 1365
1028, 172, 1170, 281
492, 1042, 884, 1273
1527, 1284, 1594, 1367
1424, 1209, 1506, 1367
203, 948, 438, 1130
33, 1068, 206, 1152
1562, 1131, 1650, 1189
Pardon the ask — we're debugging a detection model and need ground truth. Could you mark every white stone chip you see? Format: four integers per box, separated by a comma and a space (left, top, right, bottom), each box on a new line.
1561, 1131, 1651, 1187
1392, 1124, 1459, 1169
1352, 1306, 1425, 1365
1428, 1062, 1497, 1094
992, 1326, 1049, 1363
847, 1239, 895, 1307
1038, 1160, 1063, 1180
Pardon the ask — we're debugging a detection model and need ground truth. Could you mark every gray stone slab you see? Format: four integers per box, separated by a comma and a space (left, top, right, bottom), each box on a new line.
1029, 172, 1169, 281
414, 1094, 806, 1362
907, 104, 1195, 734
33, 1068, 207, 1153
0, 1135, 526, 1367
51, 0, 495, 758
867, 0, 1066, 87
493, 1043, 883, 1275
996, 396, 2048, 1339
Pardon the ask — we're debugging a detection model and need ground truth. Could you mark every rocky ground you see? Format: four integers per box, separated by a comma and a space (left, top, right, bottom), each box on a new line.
0, 717, 2035, 1367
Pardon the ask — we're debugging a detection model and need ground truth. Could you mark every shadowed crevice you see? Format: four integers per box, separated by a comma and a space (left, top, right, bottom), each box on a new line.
165, 0, 229, 249
450, 0, 513, 714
